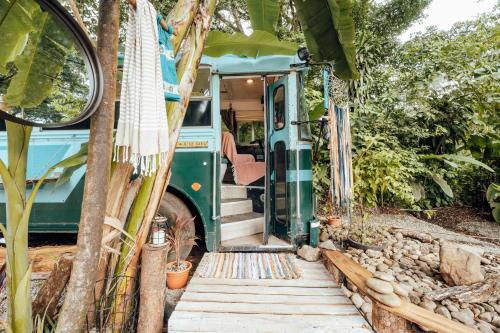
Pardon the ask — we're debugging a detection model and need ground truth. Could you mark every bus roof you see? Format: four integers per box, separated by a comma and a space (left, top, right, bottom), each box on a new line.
200, 54, 303, 74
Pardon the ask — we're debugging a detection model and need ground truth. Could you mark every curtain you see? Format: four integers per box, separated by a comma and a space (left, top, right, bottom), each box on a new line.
221, 107, 237, 139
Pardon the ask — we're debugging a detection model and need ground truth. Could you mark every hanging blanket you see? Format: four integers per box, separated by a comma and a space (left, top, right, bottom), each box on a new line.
115, 0, 168, 175
157, 15, 180, 101
221, 132, 265, 185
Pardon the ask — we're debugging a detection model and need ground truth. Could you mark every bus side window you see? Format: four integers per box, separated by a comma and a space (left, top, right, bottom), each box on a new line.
182, 67, 212, 127
297, 74, 312, 140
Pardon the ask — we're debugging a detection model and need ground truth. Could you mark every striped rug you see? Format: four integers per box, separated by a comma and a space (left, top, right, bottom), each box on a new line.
195, 253, 301, 279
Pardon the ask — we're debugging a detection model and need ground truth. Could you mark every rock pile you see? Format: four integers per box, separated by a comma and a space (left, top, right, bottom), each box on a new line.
325, 225, 500, 333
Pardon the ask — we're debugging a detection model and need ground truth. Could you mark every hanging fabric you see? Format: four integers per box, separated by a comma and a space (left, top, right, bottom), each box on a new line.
115, 0, 169, 175
157, 15, 180, 102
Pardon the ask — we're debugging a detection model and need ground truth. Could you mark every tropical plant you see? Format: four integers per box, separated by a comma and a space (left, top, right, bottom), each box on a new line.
486, 183, 500, 223
204, 0, 298, 57
165, 215, 198, 269
0, 121, 87, 333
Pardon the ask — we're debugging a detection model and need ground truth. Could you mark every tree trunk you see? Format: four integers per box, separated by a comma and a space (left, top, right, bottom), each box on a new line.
137, 244, 169, 333
55, 0, 120, 331
32, 253, 74, 320
111, 0, 217, 325
427, 274, 500, 303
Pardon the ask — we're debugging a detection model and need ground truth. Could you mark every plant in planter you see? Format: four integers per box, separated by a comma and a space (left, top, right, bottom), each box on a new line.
348, 211, 388, 251
165, 215, 198, 289
320, 202, 342, 227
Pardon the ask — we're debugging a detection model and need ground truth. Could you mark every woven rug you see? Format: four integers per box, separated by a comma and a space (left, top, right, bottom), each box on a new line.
196, 253, 301, 279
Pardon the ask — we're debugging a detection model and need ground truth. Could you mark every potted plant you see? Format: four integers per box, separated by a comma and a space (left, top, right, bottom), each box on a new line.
347, 211, 387, 251
165, 215, 198, 289
323, 202, 342, 227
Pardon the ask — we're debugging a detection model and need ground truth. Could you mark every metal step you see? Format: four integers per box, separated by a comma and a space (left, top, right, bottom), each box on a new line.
221, 212, 264, 241
221, 185, 247, 200
221, 199, 253, 217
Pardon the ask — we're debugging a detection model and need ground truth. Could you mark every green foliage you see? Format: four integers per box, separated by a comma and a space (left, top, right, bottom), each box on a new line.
486, 183, 500, 222
246, 0, 279, 33
4, 12, 73, 108
0, 0, 40, 73
352, 135, 418, 207
204, 30, 297, 57
293, 0, 359, 80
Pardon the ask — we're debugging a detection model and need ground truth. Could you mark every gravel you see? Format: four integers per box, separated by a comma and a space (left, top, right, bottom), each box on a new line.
367, 213, 500, 255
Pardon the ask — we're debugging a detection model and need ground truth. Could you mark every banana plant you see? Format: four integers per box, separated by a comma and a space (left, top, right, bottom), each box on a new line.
0, 122, 87, 332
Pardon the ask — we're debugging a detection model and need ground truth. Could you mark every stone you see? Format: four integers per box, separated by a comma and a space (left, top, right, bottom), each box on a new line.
318, 240, 336, 250
492, 317, 500, 328
376, 263, 389, 272
395, 232, 403, 240
392, 283, 410, 297
436, 306, 452, 319
447, 304, 460, 312
399, 257, 415, 269
373, 271, 395, 282
351, 293, 364, 308
361, 302, 372, 315
477, 321, 495, 333
409, 294, 421, 304
297, 245, 321, 262
481, 257, 492, 265
341, 284, 352, 298
440, 241, 484, 286
420, 300, 437, 312
451, 308, 475, 326
366, 249, 382, 258
366, 288, 402, 307
319, 231, 329, 242
480, 312, 494, 323
366, 278, 394, 294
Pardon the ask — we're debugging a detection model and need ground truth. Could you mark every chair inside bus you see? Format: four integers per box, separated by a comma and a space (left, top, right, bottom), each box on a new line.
220, 77, 266, 186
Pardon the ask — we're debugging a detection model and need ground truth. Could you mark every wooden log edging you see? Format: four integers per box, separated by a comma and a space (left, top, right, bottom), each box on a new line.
321, 250, 479, 333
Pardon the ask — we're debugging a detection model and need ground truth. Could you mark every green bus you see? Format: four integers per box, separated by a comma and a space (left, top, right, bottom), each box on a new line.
0, 54, 318, 252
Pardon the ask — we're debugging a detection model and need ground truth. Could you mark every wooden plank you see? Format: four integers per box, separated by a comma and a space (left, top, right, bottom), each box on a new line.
181, 291, 351, 305
323, 250, 478, 333
189, 277, 337, 288
175, 300, 359, 315
187, 284, 344, 296
373, 302, 411, 333
169, 312, 370, 333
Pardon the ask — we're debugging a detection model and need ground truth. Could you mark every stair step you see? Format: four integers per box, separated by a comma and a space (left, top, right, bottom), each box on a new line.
221, 199, 253, 217
221, 213, 264, 241
221, 185, 247, 200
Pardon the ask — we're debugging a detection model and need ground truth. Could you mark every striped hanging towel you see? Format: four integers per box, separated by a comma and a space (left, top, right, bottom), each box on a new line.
115, 0, 169, 175
157, 15, 180, 101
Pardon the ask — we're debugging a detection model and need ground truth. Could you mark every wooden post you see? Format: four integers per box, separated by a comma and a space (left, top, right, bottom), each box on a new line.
322, 251, 344, 284
32, 253, 74, 320
137, 244, 169, 333
372, 302, 410, 333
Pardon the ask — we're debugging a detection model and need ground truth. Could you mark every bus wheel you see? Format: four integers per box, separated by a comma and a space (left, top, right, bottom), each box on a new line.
158, 192, 196, 262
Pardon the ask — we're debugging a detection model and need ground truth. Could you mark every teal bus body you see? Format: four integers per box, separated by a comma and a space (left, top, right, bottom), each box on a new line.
0, 55, 317, 250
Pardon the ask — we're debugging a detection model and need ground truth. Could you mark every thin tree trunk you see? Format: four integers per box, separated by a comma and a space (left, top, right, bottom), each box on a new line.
32, 253, 73, 320
111, 0, 217, 325
55, 0, 120, 331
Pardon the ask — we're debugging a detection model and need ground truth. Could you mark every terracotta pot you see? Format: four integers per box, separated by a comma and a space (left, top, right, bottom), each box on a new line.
327, 216, 342, 227
166, 260, 192, 289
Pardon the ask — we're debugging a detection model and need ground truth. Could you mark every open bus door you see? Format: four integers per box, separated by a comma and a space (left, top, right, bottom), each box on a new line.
266, 75, 291, 242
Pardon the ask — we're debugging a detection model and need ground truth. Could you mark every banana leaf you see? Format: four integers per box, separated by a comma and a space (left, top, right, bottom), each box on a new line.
0, 0, 40, 73
204, 30, 297, 58
246, 0, 279, 33
293, 0, 358, 80
4, 11, 73, 108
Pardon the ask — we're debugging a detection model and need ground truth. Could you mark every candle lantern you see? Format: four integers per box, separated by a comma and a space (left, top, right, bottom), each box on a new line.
149, 215, 168, 245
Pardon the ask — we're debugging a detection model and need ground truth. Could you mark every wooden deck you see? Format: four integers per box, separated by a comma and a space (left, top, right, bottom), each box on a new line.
168, 253, 371, 333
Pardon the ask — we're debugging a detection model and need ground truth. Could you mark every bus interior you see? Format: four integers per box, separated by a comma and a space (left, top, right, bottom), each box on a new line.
218, 75, 290, 249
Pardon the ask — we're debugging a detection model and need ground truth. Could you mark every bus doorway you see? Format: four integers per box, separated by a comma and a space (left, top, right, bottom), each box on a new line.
219, 75, 290, 250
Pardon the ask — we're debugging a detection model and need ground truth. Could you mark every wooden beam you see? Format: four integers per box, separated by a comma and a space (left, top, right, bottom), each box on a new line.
322, 250, 478, 333
372, 302, 410, 333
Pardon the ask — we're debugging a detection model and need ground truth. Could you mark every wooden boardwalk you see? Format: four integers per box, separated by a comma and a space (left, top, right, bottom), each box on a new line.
168, 253, 371, 333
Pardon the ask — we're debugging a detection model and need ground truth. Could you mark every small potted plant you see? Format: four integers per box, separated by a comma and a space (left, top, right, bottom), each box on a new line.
165, 215, 198, 289
324, 202, 342, 227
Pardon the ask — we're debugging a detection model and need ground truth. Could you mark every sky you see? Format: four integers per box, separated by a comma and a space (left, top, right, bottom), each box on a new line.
399, 0, 498, 41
